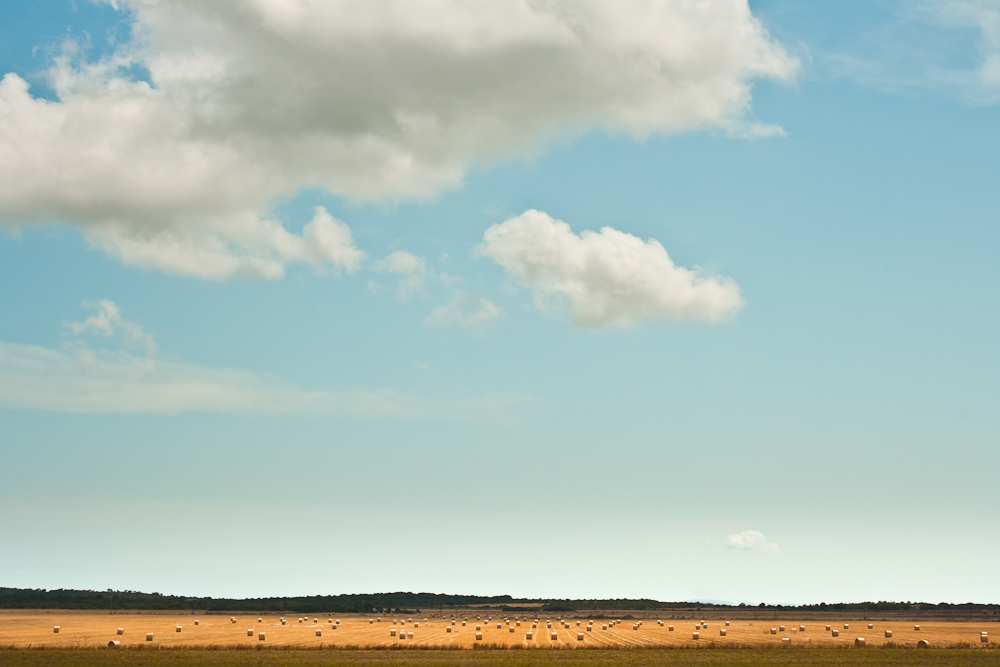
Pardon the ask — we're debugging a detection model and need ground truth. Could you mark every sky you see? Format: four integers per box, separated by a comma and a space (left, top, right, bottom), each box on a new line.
0, 0, 998, 606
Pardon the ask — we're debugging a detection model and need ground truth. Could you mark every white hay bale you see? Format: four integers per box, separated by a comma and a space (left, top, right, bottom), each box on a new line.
826, 625, 831, 631
54, 626, 60, 634
316, 630, 322, 637
369, 619, 374, 624
497, 623, 501, 629
669, 625, 674, 631
725, 621, 730, 626
914, 625, 920, 631
868, 624, 873, 629
782, 637, 790, 646
779, 625, 785, 632
918, 640, 930, 648
336, 620, 340, 625
509, 626, 515, 633
391, 629, 397, 637
517, 620, 521, 626
577, 621, 581, 626
577, 633, 584, 641
258, 618, 262, 623
799, 625, 805, 632
854, 637, 865, 647
476, 624, 481, 631
331, 624, 337, 630
551, 631, 558, 640
415, 623, 419, 628
885, 630, 892, 638
476, 632, 483, 641
108, 641, 121, 649
832, 629, 839, 637
770, 628, 777, 635
313, 619, 317, 623
844, 624, 849, 629
281, 620, 286, 625
117, 628, 124, 635
720, 629, 727, 636
232, 617, 237, 623
462, 621, 467, 626
329, 619, 333, 624
586, 626, 592, 632
602, 625, 607, 630
146, 633, 154, 641
176, 626, 182, 633
247, 629, 254, 636
407, 632, 413, 639
446, 627, 452, 633
982, 634, 989, 643
526, 632, 533, 640
692, 632, 699, 640
258, 632, 265, 641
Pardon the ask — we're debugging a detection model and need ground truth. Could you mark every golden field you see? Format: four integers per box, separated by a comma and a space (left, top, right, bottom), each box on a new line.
1, 611, 994, 649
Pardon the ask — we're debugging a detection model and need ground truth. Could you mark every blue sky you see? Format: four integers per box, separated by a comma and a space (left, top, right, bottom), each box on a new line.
1, 1, 998, 605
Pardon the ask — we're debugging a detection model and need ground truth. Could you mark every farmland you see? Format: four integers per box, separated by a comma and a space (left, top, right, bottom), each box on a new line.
1, 610, 994, 650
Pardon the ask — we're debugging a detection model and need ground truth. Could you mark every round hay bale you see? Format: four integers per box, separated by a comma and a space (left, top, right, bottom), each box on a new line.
982, 634, 989, 643
497, 623, 501, 629
720, 629, 727, 636
258, 632, 265, 641
316, 630, 322, 637
195, 620, 200, 626
825, 625, 831, 631
799, 625, 805, 632
832, 629, 839, 637
526, 631, 533, 640
885, 630, 892, 638
391, 629, 397, 636
844, 624, 849, 629
509, 626, 515, 633
782, 638, 790, 645
854, 637, 865, 647
914, 624, 920, 631
770, 628, 777, 635
107, 641, 121, 649
868, 624, 873, 629
577, 633, 584, 641
407, 632, 413, 639
693, 632, 700, 640
146, 633, 153, 642
247, 629, 254, 636
725, 621, 730, 626
779, 625, 785, 632
53, 626, 60, 634
446, 626, 452, 633
117, 628, 124, 635
551, 631, 558, 640
917, 640, 930, 648
475, 632, 483, 641
669, 625, 674, 631
258, 618, 262, 623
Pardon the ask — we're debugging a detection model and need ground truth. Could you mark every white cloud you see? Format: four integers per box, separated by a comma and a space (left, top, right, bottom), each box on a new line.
425, 293, 502, 328
1, 300, 528, 418
0, 0, 797, 277
64, 299, 157, 356
478, 209, 743, 327
726, 529, 780, 554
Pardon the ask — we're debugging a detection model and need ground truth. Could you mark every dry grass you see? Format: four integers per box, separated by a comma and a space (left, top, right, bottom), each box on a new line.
1, 611, 995, 650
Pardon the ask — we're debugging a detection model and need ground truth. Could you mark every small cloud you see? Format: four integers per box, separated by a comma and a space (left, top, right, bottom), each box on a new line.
425, 293, 502, 329
64, 299, 156, 356
726, 530, 780, 554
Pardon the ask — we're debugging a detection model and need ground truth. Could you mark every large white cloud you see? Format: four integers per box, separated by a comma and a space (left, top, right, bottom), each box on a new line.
0, 0, 797, 278
478, 210, 743, 327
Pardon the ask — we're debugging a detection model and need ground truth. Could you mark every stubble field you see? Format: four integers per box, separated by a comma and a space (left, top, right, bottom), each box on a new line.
1, 611, 994, 649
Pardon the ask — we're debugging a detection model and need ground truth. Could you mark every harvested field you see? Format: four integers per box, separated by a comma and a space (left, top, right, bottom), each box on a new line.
1, 611, 995, 649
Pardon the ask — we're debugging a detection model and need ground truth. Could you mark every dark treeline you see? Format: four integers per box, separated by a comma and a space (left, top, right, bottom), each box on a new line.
1, 588, 997, 614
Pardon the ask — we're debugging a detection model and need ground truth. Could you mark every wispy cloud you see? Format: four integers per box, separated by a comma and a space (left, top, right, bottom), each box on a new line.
424, 293, 502, 329
726, 530, 780, 554
0, 301, 530, 418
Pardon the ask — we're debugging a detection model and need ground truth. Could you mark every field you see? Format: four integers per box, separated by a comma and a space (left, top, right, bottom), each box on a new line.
1, 611, 994, 650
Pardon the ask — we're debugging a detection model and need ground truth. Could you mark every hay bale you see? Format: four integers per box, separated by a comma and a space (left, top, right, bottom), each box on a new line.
720, 629, 727, 636
232, 618, 237, 623
414, 623, 419, 628
868, 624, 873, 629
258, 618, 262, 623
476, 624, 481, 631
770, 628, 777, 635
855, 638, 865, 647
914, 625, 920, 631
577, 621, 581, 626
602, 625, 607, 630
258, 633, 265, 641
407, 632, 413, 639
885, 630, 892, 638
336, 620, 340, 625
799, 625, 805, 632
982, 634, 989, 643
497, 623, 501, 629
53, 626, 60, 634
844, 624, 849, 629
669, 625, 674, 631
107, 641, 121, 648
462, 621, 467, 626
826, 625, 831, 631
316, 630, 322, 637
476, 632, 483, 641
577, 633, 584, 641
917, 640, 930, 648
391, 629, 397, 637
247, 629, 254, 636
725, 621, 730, 626
176, 626, 182, 633
551, 631, 558, 640
586, 625, 592, 631
779, 625, 785, 631
517, 620, 521, 626
782, 638, 790, 645
146, 633, 153, 642
446, 627, 452, 633
832, 629, 839, 637
509, 626, 515, 633
526, 632, 533, 640
281, 620, 286, 625
693, 632, 699, 640
117, 628, 124, 635
331, 624, 337, 630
